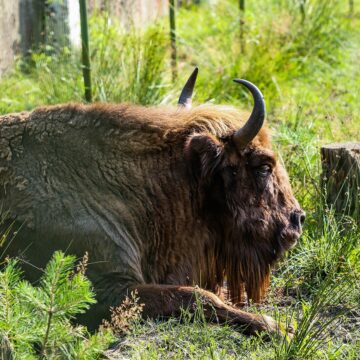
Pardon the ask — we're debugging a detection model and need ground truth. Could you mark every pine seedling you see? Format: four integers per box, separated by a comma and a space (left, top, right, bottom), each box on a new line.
0, 251, 114, 359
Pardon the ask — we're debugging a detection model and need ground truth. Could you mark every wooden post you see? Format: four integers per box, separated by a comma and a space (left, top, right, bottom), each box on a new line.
169, 0, 177, 81
321, 142, 360, 224
79, 0, 92, 102
239, 0, 245, 53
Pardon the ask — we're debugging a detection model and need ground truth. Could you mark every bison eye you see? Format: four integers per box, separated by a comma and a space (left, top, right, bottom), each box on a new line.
256, 164, 272, 177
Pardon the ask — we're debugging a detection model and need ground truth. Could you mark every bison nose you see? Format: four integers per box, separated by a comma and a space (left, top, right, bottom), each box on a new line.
290, 211, 306, 230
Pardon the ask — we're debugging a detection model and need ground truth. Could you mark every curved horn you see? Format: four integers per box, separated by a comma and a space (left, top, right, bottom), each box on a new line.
232, 79, 266, 149
178, 67, 198, 109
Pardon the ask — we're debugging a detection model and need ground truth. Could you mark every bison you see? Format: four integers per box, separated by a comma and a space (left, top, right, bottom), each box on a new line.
0, 68, 305, 336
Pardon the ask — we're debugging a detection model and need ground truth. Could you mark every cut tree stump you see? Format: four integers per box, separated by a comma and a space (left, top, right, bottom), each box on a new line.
321, 142, 360, 223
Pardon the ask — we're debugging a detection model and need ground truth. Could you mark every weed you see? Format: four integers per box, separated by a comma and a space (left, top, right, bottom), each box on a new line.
102, 290, 144, 336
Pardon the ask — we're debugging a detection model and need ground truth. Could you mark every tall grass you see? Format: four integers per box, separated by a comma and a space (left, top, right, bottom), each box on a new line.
272, 275, 354, 359
175, 0, 345, 106
89, 14, 168, 104
0, 14, 168, 113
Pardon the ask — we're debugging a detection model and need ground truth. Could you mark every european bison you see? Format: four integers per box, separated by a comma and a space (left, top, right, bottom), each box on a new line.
0, 68, 304, 336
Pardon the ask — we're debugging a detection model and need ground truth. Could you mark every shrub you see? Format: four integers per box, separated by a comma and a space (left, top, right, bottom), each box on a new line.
0, 251, 114, 359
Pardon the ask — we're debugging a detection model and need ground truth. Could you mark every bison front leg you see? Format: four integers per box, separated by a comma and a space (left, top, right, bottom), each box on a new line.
131, 284, 282, 336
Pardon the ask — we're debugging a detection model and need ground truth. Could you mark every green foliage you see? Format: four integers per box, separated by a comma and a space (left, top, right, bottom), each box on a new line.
0, 252, 114, 359
276, 216, 359, 297
272, 273, 355, 359
89, 15, 168, 104
0, 16, 167, 113
175, 0, 346, 105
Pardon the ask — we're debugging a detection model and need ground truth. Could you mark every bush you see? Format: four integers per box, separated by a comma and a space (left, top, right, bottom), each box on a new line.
0, 251, 114, 359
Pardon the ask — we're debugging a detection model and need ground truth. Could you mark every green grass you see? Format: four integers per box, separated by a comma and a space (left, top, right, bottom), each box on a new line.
0, 0, 359, 358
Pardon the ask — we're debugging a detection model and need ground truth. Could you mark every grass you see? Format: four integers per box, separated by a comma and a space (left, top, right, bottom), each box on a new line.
0, 0, 359, 358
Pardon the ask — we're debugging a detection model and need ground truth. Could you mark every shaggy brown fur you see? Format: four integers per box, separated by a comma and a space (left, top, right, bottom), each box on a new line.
0, 103, 303, 335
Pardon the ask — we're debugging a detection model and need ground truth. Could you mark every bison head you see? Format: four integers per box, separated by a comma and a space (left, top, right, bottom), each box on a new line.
185, 78, 305, 304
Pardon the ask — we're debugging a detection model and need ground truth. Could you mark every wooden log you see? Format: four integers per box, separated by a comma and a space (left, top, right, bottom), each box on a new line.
321, 142, 360, 223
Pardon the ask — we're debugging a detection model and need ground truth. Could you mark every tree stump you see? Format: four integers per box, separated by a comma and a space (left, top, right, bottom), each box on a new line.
321, 142, 360, 223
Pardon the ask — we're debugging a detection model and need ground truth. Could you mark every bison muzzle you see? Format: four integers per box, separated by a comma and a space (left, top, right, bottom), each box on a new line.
0, 69, 305, 336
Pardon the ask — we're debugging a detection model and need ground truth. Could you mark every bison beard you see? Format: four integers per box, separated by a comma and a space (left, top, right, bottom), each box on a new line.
0, 79, 304, 337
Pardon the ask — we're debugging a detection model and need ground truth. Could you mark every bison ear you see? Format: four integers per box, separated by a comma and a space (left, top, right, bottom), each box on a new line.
185, 134, 224, 182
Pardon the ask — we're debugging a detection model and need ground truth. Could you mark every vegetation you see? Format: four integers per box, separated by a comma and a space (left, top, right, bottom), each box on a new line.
0, 0, 359, 358
0, 252, 113, 359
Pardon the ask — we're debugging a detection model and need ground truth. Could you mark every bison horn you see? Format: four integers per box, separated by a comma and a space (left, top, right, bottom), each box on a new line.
232, 79, 266, 149
178, 67, 199, 109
